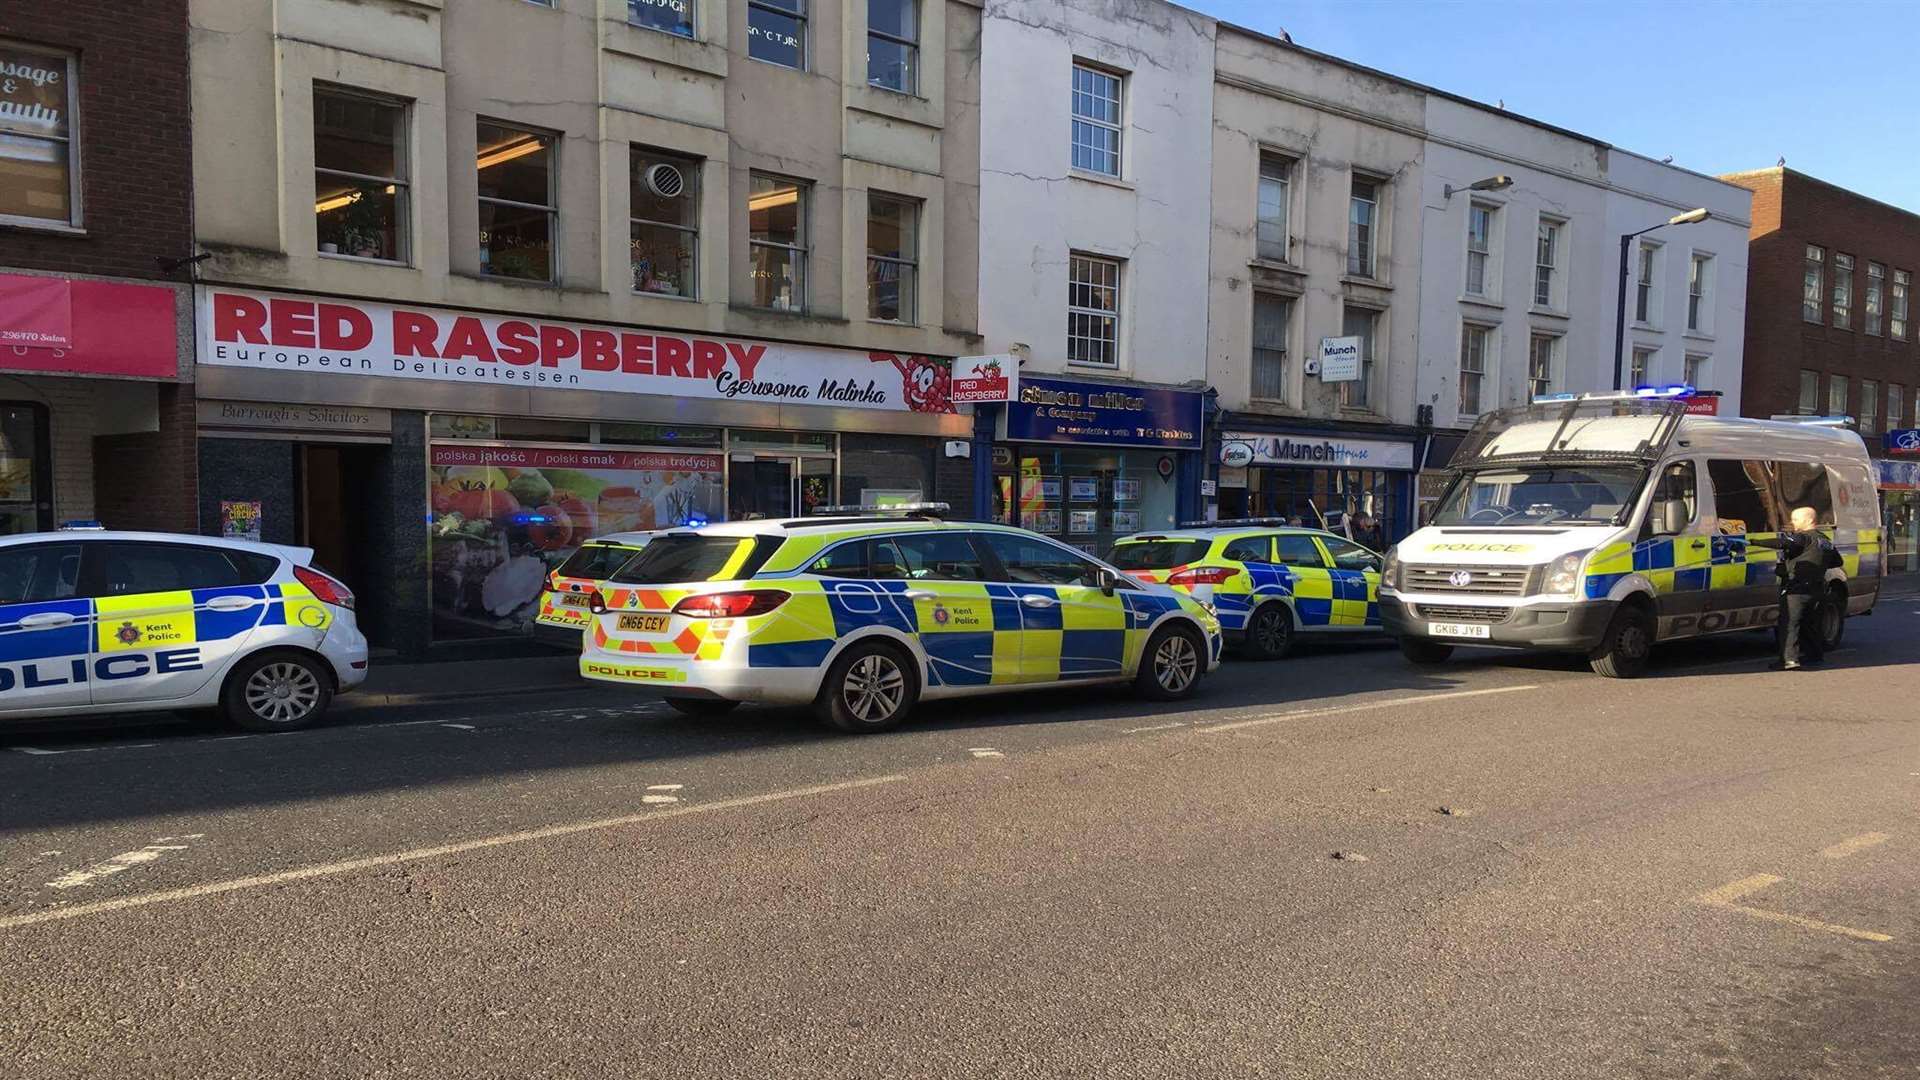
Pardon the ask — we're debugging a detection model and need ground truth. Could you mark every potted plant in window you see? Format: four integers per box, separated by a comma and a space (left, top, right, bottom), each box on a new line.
340, 185, 388, 260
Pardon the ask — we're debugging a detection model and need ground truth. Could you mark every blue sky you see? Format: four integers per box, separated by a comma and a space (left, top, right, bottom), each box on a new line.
1182, 0, 1920, 212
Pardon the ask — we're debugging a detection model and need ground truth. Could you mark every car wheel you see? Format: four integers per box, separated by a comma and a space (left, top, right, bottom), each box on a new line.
816, 641, 919, 734
1398, 638, 1454, 666
1820, 586, 1847, 651
1589, 604, 1654, 679
664, 697, 740, 718
1136, 623, 1204, 701
1241, 602, 1295, 660
223, 650, 333, 732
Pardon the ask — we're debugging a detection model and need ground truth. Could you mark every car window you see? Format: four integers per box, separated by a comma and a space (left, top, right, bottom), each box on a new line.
807, 541, 872, 579
1221, 536, 1272, 563
1707, 459, 1781, 534
1274, 534, 1327, 568
0, 543, 82, 604
1106, 540, 1210, 570
613, 535, 779, 584
882, 533, 991, 582
82, 542, 271, 597
1320, 537, 1380, 573
978, 532, 1105, 587
555, 543, 642, 581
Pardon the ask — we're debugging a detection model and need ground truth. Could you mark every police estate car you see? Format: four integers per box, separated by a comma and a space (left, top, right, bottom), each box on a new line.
533, 531, 656, 642
0, 529, 367, 730
1108, 522, 1383, 659
578, 506, 1222, 733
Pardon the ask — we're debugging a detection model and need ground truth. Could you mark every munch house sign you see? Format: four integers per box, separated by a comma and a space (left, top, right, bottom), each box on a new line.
197, 288, 957, 414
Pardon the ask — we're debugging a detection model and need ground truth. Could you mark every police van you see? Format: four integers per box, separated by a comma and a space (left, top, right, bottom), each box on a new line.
0, 530, 368, 729
533, 531, 657, 644
1381, 390, 1881, 677
578, 505, 1222, 732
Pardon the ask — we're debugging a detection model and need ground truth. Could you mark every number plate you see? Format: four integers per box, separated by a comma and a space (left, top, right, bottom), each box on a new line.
1428, 622, 1490, 639
618, 613, 670, 633
555, 593, 589, 608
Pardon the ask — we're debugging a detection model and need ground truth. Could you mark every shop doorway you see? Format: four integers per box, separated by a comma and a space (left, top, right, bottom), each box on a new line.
728, 455, 835, 520
298, 444, 381, 597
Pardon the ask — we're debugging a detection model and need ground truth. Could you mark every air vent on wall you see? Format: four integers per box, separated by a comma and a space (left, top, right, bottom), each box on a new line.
645, 163, 686, 198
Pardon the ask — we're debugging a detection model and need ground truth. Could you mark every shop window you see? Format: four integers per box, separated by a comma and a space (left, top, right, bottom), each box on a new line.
630, 146, 700, 298
313, 86, 408, 262
628, 0, 694, 38
1775, 461, 1833, 526
881, 533, 989, 581
867, 0, 918, 94
0, 402, 49, 534
999, 449, 1176, 554
1274, 534, 1325, 568
842, 440, 932, 508
748, 0, 806, 69
749, 173, 808, 311
477, 120, 557, 282
0, 542, 80, 603
978, 532, 1104, 587
867, 193, 919, 323
0, 43, 77, 228
1707, 459, 1781, 534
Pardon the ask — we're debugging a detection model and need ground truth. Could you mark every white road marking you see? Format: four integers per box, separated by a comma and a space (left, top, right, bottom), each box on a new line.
47, 835, 206, 891
1123, 721, 1186, 733
440, 723, 476, 731
9, 744, 158, 756
0, 776, 906, 931
967, 747, 1004, 759
1819, 832, 1891, 859
1195, 685, 1542, 734
641, 795, 679, 804
647, 784, 683, 791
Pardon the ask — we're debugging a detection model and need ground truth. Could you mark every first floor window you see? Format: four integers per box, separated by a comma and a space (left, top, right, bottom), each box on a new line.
748, 0, 806, 68
867, 0, 918, 93
1684, 353, 1707, 389
1528, 333, 1557, 398
1458, 324, 1490, 416
629, 146, 699, 298
1066, 252, 1121, 366
1535, 218, 1562, 308
1630, 346, 1654, 388
1866, 262, 1885, 335
866, 193, 918, 323
1251, 293, 1290, 399
476, 120, 557, 282
749, 173, 808, 311
0, 43, 77, 227
1070, 64, 1123, 176
1803, 245, 1824, 322
314, 86, 409, 263
1893, 269, 1911, 340
1832, 252, 1854, 326
1348, 176, 1378, 278
628, 0, 694, 37
1890, 384, 1905, 429
1688, 253, 1710, 331
1256, 152, 1291, 262
1798, 370, 1819, 414
1340, 306, 1377, 409
1861, 379, 1879, 432
1465, 203, 1493, 297
1829, 375, 1848, 418
1635, 243, 1656, 324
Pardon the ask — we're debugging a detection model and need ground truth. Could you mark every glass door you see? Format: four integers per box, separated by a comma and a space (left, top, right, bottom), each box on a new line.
0, 404, 50, 535
726, 454, 836, 521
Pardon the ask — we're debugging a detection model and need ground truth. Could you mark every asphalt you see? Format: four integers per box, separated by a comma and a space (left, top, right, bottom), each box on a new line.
1, 597, 1916, 1079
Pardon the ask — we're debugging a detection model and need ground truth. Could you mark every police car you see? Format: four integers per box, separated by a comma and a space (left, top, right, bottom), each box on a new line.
0, 529, 367, 730
578, 505, 1222, 733
1108, 521, 1384, 659
533, 531, 657, 644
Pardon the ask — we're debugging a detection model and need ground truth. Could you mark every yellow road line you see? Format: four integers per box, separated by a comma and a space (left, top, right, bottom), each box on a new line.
1818, 832, 1892, 859
1695, 873, 1893, 943
1194, 684, 1541, 734
1694, 873, 1782, 906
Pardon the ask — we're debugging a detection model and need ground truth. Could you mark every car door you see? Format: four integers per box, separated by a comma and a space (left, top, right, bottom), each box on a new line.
84, 541, 272, 705
1315, 536, 1384, 628
976, 531, 1127, 682
880, 531, 1014, 688
1216, 534, 1280, 632
0, 542, 91, 711
1273, 533, 1335, 628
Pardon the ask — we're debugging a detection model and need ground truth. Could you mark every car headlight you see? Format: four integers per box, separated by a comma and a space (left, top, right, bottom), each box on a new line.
1381, 547, 1402, 590
1542, 550, 1591, 597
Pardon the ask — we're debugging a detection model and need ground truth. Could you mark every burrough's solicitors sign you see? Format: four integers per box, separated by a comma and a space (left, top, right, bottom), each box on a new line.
196, 288, 956, 414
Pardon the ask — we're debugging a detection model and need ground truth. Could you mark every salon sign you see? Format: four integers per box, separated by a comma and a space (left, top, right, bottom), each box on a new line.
196, 287, 957, 414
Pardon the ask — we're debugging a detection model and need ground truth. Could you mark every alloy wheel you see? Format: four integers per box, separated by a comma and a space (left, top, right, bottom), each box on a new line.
1153, 634, 1199, 693
243, 662, 323, 725
842, 653, 906, 724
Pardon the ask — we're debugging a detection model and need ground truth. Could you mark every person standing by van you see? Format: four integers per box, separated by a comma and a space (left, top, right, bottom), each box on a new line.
1769, 506, 1841, 670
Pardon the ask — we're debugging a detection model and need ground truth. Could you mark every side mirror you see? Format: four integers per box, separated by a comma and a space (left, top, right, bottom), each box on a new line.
1660, 499, 1690, 536
1097, 567, 1119, 596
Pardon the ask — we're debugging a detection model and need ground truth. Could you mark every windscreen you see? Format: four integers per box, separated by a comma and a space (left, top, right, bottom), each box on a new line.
1105, 540, 1212, 570
1431, 465, 1647, 526
553, 543, 642, 582
611, 535, 776, 584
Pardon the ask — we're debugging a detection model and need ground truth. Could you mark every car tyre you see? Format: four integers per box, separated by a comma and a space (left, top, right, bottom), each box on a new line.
1136, 623, 1205, 701
664, 696, 740, 718
222, 649, 334, 732
1241, 602, 1295, 660
1820, 586, 1847, 652
1398, 637, 1454, 666
816, 640, 920, 734
1589, 604, 1654, 679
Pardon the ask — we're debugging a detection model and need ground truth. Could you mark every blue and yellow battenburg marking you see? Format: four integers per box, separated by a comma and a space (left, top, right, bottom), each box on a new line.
0, 584, 328, 667
1126, 533, 1380, 632
1583, 527, 1881, 600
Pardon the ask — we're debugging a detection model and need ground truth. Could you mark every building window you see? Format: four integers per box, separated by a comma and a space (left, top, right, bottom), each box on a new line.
748, 0, 806, 69
1527, 333, 1557, 398
748, 173, 807, 311
1634, 242, 1656, 324
1251, 293, 1290, 400
1070, 64, 1122, 177
1803, 245, 1824, 323
1797, 370, 1819, 414
1687, 253, 1710, 332
1458, 323, 1490, 416
1340, 306, 1376, 409
1891, 383, 1905, 429
1255, 152, 1291, 262
629, 146, 699, 298
1348, 177, 1378, 278
313, 87, 408, 263
1066, 252, 1121, 366
867, 193, 918, 323
1861, 379, 1879, 432
1465, 203, 1493, 297
1829, 375, 1848, 418
476, 121, 556, 282
867, 0, 918, 93
0, 44, 77, 227
1865, 262, 1885, 336
1535, 218, 1562, 308
1893, 269, 1911, 341
629, 0, 694, 37
1684, 353, 1707, 389
1832, 252, 1853, 327
1630, 346, 1654, 388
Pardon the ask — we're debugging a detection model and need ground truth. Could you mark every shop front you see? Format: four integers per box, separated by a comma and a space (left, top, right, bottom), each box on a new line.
990, 376, 1205, 556
194, 286, 970, 655
1876, 457, 1919, 575
1215, 428, 1417, 545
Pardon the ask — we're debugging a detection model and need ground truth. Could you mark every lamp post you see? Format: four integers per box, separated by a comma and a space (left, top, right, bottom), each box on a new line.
1612, 207, 1710, 391
1443, 174, 1513, 201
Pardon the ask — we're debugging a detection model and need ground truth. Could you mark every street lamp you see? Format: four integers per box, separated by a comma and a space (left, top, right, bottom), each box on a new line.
1443, 175, 1513, 200
1613, 208, 1711, 390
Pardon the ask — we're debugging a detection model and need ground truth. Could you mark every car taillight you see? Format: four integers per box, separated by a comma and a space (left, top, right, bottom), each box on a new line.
671, 590, 790, 619
588, 588, 608, 614
1167, 566, 1235, 586
294, 566, 354, 609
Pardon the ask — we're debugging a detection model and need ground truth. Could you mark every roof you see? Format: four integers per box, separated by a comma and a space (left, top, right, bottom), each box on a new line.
1720, 166, 1920, 227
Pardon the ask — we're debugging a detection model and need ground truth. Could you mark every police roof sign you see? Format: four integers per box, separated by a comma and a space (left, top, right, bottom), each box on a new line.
1318, 336, 1362, 383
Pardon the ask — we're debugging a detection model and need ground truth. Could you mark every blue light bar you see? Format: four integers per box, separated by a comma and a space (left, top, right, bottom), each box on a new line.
1631, 383, 1695, 399
1531, 392, 1577, 403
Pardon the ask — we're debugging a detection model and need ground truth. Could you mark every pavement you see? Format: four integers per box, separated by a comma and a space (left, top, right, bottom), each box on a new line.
2, 598, 1917, 1078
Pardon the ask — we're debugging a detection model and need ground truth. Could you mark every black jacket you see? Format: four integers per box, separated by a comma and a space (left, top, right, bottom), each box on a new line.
1773, 530, 1842, 595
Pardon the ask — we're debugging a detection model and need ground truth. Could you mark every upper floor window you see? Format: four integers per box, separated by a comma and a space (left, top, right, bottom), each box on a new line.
1464, 203, 1494, 297
1865, 262, 1884, 336
867, 193, 918, 323
1348, 176, 1378, 278
1683, 353, 1708, 390
748, 0, 806, 69
1894, 269, 1911, 341
1534, 218, 1563, 308
1070, 64, 1122, 177
748, 173, 807, 311
313, 87, 409, 264
1802, 245, 1824, 323
1687, 253, 1710, 332
1340, 305, 1377, 410
0, 43, 79, 228
1255, 152, 1291, 262
476, 121, 556, 282
1458, 323, 1491, 416
1630, 346, 1654, 388
628, 0, 694, 37
1528, 333, 1558, 398
1797, 370, 1819, 414
1066, 252, 1121, 367
1634, 242, 1657, 324
1829, 375, 1848, 418
1251, 292, 1289, 400
867, 0, 917, 94
1861, 379, 1879, 432
1891, 383, 1905, 429
630, 146, 699, 298
1831, 252, 1853, 327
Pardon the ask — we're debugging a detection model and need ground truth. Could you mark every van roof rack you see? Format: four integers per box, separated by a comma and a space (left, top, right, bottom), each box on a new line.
1766, 414, 1856, 428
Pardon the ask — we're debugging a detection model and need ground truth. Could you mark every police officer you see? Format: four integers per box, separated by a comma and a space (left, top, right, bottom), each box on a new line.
1768, 506, 1841, 671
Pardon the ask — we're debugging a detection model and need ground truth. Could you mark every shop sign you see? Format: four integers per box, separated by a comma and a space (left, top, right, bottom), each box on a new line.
197, 288, 958, 415
1877, 458, 1920, 490
1318, 337, 1362, 383
0, 277, 177, 378
0, 50, 69, 140
1003, 376, 1203, 449
0, 274, 70, 348
1220, 431, 1416, 470
952, 354, 1017, 403
197, 399, 392, 438
1886, 428, 1920, 455
1680, 393, 1719, 416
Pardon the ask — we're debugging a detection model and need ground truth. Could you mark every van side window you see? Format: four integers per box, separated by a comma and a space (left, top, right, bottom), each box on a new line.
1774, 462, 1834, 526
1644, 462, 1697, 538
1706, 460, 1781, 534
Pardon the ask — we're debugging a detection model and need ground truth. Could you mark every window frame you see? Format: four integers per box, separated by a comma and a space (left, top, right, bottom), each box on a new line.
1890, 383, 1905, 430
1683, 352, 1708, 390
747, 171, 810, 312
1348, 175, 1379, 279
866, 191, 920, 325
627, 0, 695, 39
1066, 251, 1122, 368
747, 0, 808, 70
1893, 269, 1911, 341
1865, 261, 1885, 336
475, 119, 559, 283
1629, 345, 1655, 388
628, 144, 701, 299
1803, 245, 1825, 323
1829, 375, 1849, 418
1339, 304, 1378, 410
866, 0, 919, 95
1534, 216, 1564, 309
313, 84, 412, 266
1464, 202, 1495, 298
1634, 241, 1658, 325
1687, 252, 1710, 332
1255, 150, 1292, 263
1860, 378, 1879, 433
1527, 332, 1558, 399
1457, 321, 1492, 418
1797, 369, 1820, 415
1250, 291, 1291, 402
1069, 62, 1124, 178
0, 42, 82, 231
1832, 252, 1853, 327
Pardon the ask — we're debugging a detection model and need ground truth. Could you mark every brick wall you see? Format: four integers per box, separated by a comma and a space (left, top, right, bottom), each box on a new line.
94, 382, 197, 531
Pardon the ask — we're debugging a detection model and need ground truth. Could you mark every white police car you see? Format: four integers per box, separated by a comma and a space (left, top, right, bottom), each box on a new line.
0, 529, 368, 730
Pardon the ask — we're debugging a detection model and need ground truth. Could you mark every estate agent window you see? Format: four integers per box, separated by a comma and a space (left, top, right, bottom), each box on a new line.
630, 146, 699, 298
628, 0, 694, 38
476, 121, 557, 282
313, 87, 408, 262
748, 0, 806, 69
749, 173, 808, 311
867, 0, 918, 93
867, 193, 918, 323
0, 43, 79, 228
